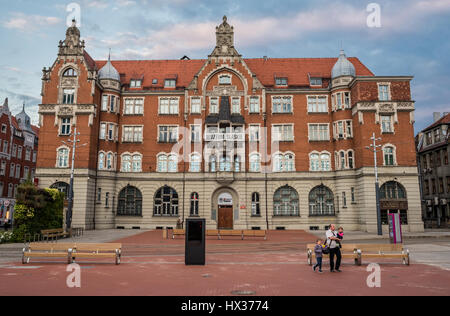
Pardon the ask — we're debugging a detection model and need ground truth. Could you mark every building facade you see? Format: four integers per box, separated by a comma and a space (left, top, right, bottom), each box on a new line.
37, 17, 424, 232
0, 98, 39, 226
416, 113, 450, 228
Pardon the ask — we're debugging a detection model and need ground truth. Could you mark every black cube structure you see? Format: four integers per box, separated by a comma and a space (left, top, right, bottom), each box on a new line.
185, 218, 206, 265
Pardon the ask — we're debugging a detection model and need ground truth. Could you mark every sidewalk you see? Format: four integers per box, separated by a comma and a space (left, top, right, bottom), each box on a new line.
310, 229, 450, 242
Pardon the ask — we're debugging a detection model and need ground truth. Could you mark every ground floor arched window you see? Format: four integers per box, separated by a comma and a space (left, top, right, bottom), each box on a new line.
154, 186, 179, 217
117, 186, 142, 216
50, 182, 71, 199
274, 186, 299, 216
379, 181, 408, 224
309, 185, 334, 216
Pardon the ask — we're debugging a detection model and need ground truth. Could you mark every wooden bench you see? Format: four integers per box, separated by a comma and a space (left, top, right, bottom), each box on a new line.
307, 244, 360, 266
41, 228, 71, 241
23, 243, 122, 265
172, 229, 185, 239
355, 244, 410, 266
218, 230, 243, 240
242, 230, 267, 240
22, 243, 75, 264
72, 243, 122, 265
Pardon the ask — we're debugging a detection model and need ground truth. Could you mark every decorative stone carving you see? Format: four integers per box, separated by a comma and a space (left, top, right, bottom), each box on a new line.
209, 16, 241, 58
207, 85, 244, 97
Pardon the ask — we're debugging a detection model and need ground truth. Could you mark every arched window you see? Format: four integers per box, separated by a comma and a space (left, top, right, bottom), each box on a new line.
320, 153, 331, 171
273, 154, 283, 172
50, 182, 71, 199
154, 186, 179, 216
220, 156, 231, 172
98, 152, 105, 170
107, 153, 113, 170
190, 153, 201, 172
219, 74, 231, 85
251, 192, 260, 216
57, 147, 69, 168
310, 153, 320, 171
273, 186, 299, 216
63, 68, 77, 77
249, 153, 261, 172
285, 154, 295, 171
209, 155, 217, 172
380, 181, 406, 200
234, 155, 241, 172
190, 192, 199, 216
157, 154, 167, 172
121, 155, 131, 172
383, 146, 395, 166
132, 155, 142, 172
117, 186, 142, 216
168, 154, 178, 172
309, 185, 335, 216
347, 151, 354, 169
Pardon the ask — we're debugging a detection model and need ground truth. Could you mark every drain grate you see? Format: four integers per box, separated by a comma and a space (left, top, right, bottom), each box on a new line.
230, 290, 256, 296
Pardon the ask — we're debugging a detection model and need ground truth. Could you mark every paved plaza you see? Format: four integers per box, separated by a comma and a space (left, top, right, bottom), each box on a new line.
1, 229, 450, 296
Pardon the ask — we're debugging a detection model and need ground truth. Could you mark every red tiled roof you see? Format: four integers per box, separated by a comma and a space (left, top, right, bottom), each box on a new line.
84, 51, 97, 71
244, 57, 374, 87
422, 113, 450, 133
95, 59, 206, 88
94, 57, 374, 89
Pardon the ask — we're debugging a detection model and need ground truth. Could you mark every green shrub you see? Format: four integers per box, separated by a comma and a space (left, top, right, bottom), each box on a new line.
11, 182, 64, 242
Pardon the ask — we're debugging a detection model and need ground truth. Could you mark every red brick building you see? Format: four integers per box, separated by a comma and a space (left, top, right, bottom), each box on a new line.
37, 17, 423, 232
0, 98, 39, 226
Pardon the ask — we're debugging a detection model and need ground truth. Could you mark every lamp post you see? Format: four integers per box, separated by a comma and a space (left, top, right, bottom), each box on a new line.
366, 132, 383, 236
62, 127, 86, 232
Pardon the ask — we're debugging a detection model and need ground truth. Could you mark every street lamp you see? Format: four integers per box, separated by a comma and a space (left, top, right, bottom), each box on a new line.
62, 127, 87, 232
366, 132, 383, 236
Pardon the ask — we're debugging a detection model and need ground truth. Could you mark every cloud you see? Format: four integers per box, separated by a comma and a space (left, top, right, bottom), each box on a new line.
2, 13, 62, 32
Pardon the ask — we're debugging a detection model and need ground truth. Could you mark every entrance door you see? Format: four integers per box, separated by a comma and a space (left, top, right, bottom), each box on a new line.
218, 206, 233, 230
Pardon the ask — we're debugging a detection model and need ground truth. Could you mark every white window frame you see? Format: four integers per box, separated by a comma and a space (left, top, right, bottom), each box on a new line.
158, 97, 179, 115
249, 96, 260, 114
307, 95, 328, 113
122, 125, 143, 143
272, 124, 294, 142
378, 83, 391, 101
190, 97, 202, 114
56, 146, 70, 168
209, 97, 219, 114
308, 123, 330, 142
272, 96, 293, 114
382, 144, 397, 166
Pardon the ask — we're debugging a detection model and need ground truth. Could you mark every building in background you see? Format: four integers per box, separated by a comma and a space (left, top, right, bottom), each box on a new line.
0, 98, 39, 227
416, 112, 450, 228
36, 17, 423, 232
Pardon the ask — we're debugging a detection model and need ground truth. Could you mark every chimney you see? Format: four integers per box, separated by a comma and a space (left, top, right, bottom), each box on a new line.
433, 112, 442, 122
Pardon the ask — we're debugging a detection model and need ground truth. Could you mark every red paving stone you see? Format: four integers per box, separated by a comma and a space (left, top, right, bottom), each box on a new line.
1, 230, 450, 296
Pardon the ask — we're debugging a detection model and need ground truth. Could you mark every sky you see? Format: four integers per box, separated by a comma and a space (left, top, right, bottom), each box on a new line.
0, 0, 449, 134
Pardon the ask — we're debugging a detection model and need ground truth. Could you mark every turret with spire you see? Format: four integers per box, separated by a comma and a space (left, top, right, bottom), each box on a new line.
98, 50, 121, 82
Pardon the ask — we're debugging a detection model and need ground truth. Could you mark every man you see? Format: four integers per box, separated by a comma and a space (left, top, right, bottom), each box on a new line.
326, 224, 342, 272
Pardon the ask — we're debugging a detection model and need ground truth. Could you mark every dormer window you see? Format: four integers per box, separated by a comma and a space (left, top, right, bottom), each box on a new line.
219, 74, 231, 85
63, 68, 77, 77
130, 80, 142, 88
165, 79, 176, 88
310, 78, 322, 86
152, 79, 158, 85
275, 77, 288, 86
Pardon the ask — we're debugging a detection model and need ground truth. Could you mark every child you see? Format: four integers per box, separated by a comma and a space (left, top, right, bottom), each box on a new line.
313, 239, 324, 273
337, 227, 344, 249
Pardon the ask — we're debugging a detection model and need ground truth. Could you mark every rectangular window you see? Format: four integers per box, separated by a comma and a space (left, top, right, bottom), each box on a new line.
124, 98, 144, 115
17, 146, 23, 159
249, 97, 260, 113
432, 179, 436, 194
310, 78, 322, 86
159, 98, 179, 115
1, 124, 6, 133
351, 187, 355, 203
273, 96, 292, 113
109, 96, 115, 113
130, 80, 142, 88
23, 167, 29, 179
0, 161, 5, 176
12, 144, 17, 158
424, 180, 430, 195
60, 118, 71, 136
272, 124, 294, 142
159, 126, 178, 143
439, 178, 444, 194
102, 95, 108, 111
346, 120, 353, 138
97, 188, 102, 203
308, 96, 327, 113
309, 124, 329, 141
219, 75, 231, 85
63, 89, 75, 104
378, 84, 390, 101
210, 97, 219, 114
231, 97, 241, 114
9, 163, 14, 177
164, 79, 176, 88
190, 125, 201, 143
25, 148, 31, 161
32, 151, 37, 163
381, 115, 393, 133
342, 192, 347, 208
275, 77, 288, 86
105, 192, 110, 207
108, 124, 115, 141
249, 125, 260, 142
100, 123, 106, 140
3, 141, 8, 154
122, 126, 143, 143
15, 164, 20, 178
191, 98, 201, 114
344, 92, 351, 109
